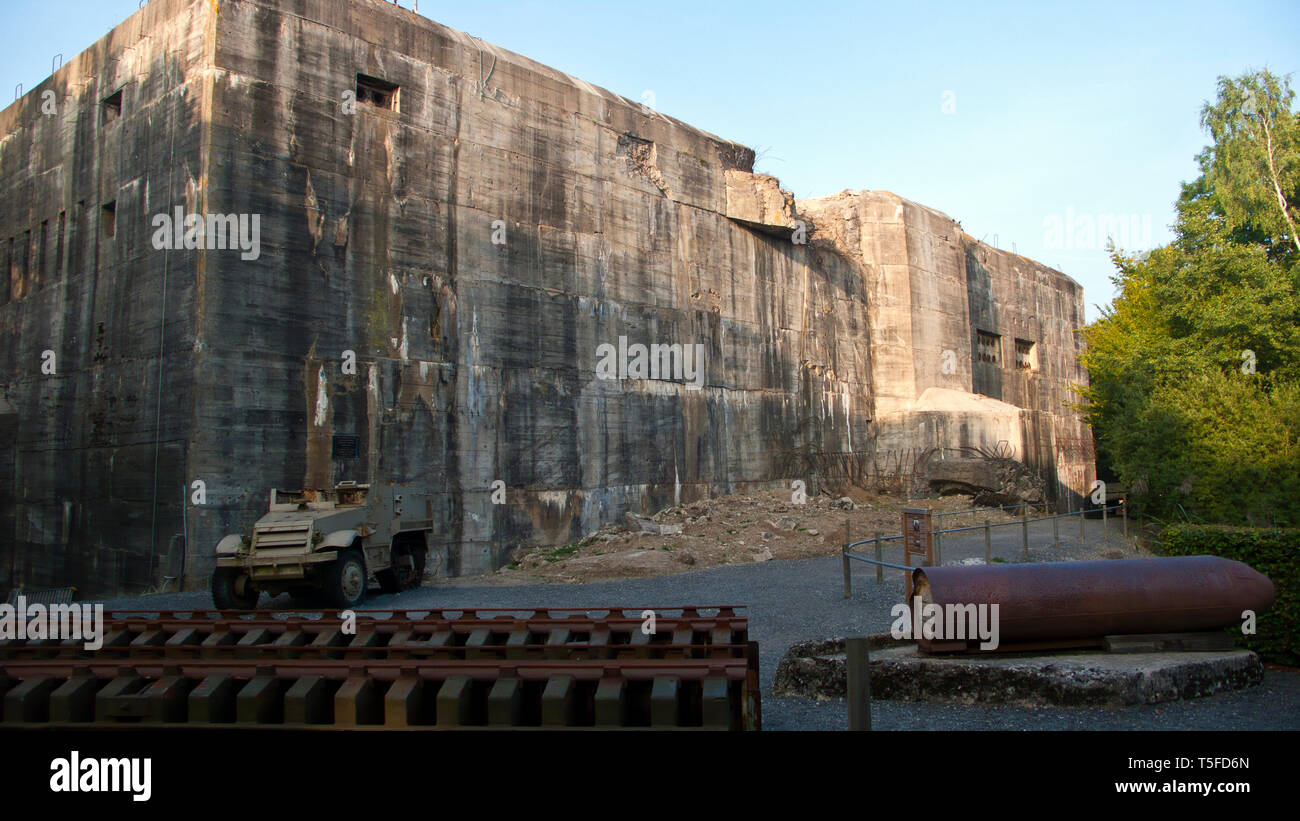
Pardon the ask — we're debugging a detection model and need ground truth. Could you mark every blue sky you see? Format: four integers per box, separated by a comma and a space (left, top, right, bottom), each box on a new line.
4, 0, 1298, 321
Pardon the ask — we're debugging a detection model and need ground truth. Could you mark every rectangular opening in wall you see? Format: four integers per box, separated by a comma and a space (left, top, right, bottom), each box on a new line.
102, 89, 122, 124
1015, 338, 1036, 371
355, 73, 399, 111
976, 330, 1001, 365
331, 434, 360, 460
102, 201, 116, 239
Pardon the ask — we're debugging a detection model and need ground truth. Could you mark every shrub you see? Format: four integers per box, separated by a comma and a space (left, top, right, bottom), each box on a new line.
1161, 523, 1299, 664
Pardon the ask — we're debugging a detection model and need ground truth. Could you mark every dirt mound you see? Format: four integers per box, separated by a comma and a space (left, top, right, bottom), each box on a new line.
448, 487, 1024, 586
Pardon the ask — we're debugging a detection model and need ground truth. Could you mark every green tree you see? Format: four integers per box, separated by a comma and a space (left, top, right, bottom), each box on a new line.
1197, 72, 1300, 258
1080, 70, 1300, 525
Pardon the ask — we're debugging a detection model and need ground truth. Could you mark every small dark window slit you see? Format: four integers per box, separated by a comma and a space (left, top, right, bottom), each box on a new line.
355, 74, 399, 111
102, 89, 122, 124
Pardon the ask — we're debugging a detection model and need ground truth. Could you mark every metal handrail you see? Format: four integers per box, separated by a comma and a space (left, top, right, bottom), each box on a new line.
841, 501, 1129, 597
930, 501, 1048, 518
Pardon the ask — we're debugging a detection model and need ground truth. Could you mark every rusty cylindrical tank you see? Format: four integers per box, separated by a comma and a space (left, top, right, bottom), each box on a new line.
911, 556, 1274, 647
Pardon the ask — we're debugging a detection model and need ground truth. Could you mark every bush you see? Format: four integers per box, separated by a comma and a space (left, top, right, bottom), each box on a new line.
1107, 372, 1300, 527
1161, 524, 1299, 665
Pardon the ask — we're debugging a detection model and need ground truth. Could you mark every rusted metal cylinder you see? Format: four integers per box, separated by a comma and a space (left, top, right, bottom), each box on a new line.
912, 556, 1274, 646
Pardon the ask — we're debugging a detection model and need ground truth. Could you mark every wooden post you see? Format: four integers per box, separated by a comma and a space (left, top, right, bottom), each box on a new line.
934, 530, 942, 566
984, 520, 991, 564
1052, 512, 1059, 548
842, 519, 852, 599
847, 637, 871, 731
874, 531, 883, 584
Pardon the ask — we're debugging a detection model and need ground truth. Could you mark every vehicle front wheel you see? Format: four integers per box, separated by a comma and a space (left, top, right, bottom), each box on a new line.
211, 567, 260, 609
326, 549, 368, 609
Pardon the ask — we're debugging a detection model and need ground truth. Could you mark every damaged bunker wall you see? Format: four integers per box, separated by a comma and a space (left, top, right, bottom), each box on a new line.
0, 0, 213, 594
0, 0, 1091, 595
190, 0, 874, 586
799, 191, 1093, 503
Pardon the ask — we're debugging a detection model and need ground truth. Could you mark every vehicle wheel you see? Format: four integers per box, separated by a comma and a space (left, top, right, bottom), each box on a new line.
326, 549, 368, 609
378, 535, 427, 594
211, 568, 260, 610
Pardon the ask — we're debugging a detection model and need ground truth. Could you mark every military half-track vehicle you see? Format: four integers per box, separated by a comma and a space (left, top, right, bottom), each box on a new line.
211, 481, 433, 609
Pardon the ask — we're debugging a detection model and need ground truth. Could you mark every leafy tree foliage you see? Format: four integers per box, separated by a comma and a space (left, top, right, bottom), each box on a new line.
1080, 70, 1300, 526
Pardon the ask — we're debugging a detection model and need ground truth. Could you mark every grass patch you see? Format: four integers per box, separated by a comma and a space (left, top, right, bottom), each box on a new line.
542, 543, 582, 563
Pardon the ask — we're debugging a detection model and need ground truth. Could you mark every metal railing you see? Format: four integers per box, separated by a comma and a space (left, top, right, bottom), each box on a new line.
841, 501, 1129, 598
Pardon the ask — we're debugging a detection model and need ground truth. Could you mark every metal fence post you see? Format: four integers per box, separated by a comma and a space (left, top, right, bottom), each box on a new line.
874, 532, 882, 585
1122, 500, 1127, 537
1080, 507, 1085, 542
847, 637, 871, 731
1102, 503, 1108, 544
1021, 506, 1029, 560
842, 519, 852, 599
1052, 512, 1059, 549
984, 519, 991, 564
935, 530, 942, 566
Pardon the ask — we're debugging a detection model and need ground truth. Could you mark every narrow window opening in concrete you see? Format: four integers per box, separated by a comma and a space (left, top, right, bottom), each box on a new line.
102, 201, 116, 239
1015, 338, 1036, 371
355, 74, 399, 110
102, 89, 123, 124
976, 330, 1001, 365
22, 229, 31, 278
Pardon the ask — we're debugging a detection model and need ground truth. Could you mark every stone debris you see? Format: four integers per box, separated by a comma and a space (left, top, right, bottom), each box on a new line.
465, 487, 1025, 585
625, 513, 683, 535
925, 456, 1047, 506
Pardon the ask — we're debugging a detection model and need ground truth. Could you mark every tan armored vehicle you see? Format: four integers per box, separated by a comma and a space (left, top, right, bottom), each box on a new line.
211, 481, 433, 609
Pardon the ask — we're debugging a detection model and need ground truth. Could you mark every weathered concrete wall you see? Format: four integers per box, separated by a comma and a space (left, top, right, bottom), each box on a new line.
0, 0, 1093, 596
0, 0, 214, 593
798, 191, 1093, 503
188, 0, 874, 584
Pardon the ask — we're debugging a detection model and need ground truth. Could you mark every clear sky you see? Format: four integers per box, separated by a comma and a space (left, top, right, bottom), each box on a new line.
4, 0, 1298, 321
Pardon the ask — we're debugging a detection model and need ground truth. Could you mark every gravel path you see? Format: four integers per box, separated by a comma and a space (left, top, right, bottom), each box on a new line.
101, 517, 1300, 731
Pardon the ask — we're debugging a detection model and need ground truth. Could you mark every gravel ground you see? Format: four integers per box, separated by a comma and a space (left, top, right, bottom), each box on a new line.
100, 518, 1300, 731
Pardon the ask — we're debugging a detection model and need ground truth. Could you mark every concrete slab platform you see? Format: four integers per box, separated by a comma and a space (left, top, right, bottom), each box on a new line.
773, 635, 1264, 707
